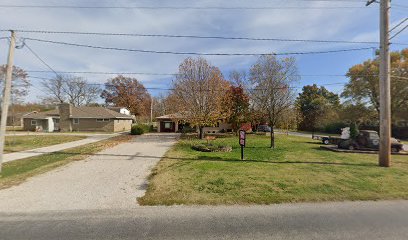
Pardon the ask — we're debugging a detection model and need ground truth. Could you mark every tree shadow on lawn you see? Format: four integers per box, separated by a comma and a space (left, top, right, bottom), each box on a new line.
187, 156, 375, 167
306, 141, 325, 145
12, 150, 377, 168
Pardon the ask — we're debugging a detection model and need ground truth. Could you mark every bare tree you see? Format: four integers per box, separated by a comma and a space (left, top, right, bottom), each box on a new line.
41, 75, 65, 104
41, 75, 101, 106
173, 57, 230, 139
229, 70, 248, 87
0, 65, 30, 105
249, 55, 299, 148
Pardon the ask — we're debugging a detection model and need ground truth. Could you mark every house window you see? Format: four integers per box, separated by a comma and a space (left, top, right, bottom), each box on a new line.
164, 122, 172, 129
31, 120, 37, 126
73, 118, 80, 124
96, 119, 110, 122
54, 119, 60, 123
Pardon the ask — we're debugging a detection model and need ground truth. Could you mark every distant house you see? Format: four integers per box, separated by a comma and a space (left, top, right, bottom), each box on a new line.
156, 112, 232, 133
23, 103, 133, 132
5, 111, 37, 127
107, 107, 131, 116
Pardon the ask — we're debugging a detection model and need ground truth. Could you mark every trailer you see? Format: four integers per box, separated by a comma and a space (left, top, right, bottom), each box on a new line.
313, 135, 344, 145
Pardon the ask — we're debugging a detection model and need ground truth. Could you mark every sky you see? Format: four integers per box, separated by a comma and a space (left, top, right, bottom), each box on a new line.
0, 0, 407, 103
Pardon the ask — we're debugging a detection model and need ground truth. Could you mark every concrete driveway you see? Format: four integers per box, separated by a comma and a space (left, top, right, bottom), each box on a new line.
0, 133, 179, 212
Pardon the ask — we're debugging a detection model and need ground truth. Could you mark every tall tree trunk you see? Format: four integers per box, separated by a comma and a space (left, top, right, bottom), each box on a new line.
270, 126, 275, 148
199, 126, 205, 139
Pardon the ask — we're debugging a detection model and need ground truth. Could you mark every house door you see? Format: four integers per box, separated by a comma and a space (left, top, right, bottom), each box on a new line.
53, 119, 60, 131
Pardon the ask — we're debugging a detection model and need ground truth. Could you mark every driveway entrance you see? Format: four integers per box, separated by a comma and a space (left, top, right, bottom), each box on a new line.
0, 133, 179, 212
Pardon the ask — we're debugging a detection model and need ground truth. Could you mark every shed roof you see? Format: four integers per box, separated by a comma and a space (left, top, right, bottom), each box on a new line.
156, 112, 187, 120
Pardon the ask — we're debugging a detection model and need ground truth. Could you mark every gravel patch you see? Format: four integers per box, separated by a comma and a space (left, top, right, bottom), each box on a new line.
0, 133, 178, 212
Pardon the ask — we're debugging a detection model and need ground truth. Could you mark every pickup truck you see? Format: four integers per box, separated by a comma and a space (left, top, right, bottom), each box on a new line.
337, 130, 404, 153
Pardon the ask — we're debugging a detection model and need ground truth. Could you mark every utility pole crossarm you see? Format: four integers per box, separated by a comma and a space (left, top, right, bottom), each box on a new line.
366, 0, 377, 6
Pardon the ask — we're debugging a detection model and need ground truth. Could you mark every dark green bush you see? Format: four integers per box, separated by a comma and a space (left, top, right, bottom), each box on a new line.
180, 126, 196, 133
131, 125, 145, 135
324, 122, 348, 134
350, 122, 359, 139
191, 144, 232, 152
149, 125, 154, 132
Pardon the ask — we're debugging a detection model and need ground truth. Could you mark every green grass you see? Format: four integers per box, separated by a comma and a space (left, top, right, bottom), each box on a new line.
4, 135, 86, 153
0, 135, 133, 189
139, 135, 408, 205
6, 126, 23, 131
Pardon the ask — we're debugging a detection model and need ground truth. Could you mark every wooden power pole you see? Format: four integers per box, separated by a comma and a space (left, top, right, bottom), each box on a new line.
379, 0, 391, 167
0, 30, 16, 173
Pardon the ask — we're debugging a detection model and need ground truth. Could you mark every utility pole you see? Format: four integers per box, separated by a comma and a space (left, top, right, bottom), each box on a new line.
366, 0, 391, 167
150, 97, 153, 123
378, 0, 391, 167
0, 30, 16, 173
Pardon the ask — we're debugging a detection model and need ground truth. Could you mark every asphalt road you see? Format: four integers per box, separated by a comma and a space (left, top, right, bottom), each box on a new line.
1, 201, 408, 240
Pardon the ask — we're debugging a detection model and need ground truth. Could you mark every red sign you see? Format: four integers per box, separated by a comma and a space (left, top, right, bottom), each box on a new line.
239, 130, 246, 147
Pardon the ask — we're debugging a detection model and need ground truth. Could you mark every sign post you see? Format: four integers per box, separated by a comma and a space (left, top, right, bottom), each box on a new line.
239, 130, 246, 160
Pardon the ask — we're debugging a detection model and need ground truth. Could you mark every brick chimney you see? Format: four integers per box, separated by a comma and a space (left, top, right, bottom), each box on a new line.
58, 103, 72, 132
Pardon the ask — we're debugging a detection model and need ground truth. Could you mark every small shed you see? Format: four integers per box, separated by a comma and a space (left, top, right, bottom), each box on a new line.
156, 112, 186, 132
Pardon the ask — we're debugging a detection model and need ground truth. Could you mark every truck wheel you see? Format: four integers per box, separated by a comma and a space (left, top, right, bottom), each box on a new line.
391, 147, 399, 153
323, 139, 329, 145
348, 145, 355, 151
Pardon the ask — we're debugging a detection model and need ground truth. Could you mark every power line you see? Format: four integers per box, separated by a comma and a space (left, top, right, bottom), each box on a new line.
390, 25, 408, 40
24, 37, 375, 56
27, 75, 348, 91
24, 43, 61, 77
27, 72, 408, 81
389, 18, 408, 33
4, 29, 408, 45
0, 5, 369, 10
25, 70, 379, 78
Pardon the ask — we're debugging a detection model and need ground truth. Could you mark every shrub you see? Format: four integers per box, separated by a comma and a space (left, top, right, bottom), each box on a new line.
324, 122, 348, 134
181, 126, 196, 133
191, 144, 232, 152
149, 125, 154, 132
350, 122, 359, 139
131, 125, 145, 135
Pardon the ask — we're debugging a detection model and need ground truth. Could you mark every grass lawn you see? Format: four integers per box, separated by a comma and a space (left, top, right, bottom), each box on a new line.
6, 126, 23, 131
0, 135, 132, 189
139, 134, 408, 205
4, 135, 87, 153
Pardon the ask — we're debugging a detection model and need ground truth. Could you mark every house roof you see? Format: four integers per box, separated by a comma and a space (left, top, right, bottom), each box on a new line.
156, 112, 188, 120
107, 107, 126, 110
24, 106, 133, 120
6, 111, 38, 118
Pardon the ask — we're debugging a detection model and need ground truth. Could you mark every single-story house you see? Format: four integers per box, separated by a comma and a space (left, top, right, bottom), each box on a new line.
23, 103, 133, 132
4, 111, 37, 127
156, 112, 232, 133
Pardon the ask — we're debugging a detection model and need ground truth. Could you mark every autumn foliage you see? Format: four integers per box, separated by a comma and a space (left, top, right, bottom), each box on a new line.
101, 75, 151, 116
221, 85, 250, 132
